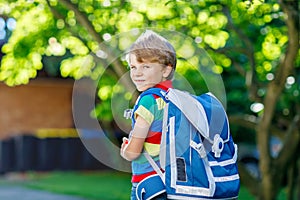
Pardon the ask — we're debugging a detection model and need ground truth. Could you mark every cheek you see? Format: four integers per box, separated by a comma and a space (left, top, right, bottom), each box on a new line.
130, 71, 134, 78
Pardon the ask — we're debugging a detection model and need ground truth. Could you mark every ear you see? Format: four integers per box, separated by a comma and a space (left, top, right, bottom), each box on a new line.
163, 65, 173, 78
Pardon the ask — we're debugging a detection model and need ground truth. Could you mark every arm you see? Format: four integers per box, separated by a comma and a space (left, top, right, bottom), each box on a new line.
120, 115, 150, 161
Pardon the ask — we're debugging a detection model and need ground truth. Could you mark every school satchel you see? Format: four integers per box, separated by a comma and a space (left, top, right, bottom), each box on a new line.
134, 88, 240, 200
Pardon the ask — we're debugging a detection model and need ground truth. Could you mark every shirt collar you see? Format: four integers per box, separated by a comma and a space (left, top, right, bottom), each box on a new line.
154, 80, 173, 91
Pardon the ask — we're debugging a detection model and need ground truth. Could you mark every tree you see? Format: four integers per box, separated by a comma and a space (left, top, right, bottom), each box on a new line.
0, 0, 299, 199
255, 1, 299, 199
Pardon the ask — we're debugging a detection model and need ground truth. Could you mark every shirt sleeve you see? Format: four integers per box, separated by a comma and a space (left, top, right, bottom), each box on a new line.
134, 94, 157, 125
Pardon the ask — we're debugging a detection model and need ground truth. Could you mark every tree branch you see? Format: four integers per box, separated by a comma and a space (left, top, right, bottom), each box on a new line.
257, 0, 299, 197
229, 114, 287, 139
275, 0, 299, 86
222, 5, 258, 101
48, 0, 136, 95
276, 114, 300, 168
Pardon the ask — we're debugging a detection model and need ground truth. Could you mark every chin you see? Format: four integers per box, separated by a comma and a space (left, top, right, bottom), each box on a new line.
137, 86, 149, 92
136, 84, 154, 92
137, 88, 146, 92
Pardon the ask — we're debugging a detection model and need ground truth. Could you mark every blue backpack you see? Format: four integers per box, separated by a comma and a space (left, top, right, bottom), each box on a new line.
133, 88, 240, 200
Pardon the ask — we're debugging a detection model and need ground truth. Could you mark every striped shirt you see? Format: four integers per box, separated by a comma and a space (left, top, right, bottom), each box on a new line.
131, 80, 172, 183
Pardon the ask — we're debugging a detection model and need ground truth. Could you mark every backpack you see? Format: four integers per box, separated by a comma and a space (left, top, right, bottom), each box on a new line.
132, 88, 240, 200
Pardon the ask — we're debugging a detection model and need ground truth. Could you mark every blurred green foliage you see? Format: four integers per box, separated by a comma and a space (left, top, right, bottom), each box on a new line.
0, 0, 299, 137
0, 0, 299, 198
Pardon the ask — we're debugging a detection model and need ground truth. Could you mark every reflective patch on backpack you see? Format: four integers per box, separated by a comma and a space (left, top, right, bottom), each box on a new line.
176, 157, 187, 182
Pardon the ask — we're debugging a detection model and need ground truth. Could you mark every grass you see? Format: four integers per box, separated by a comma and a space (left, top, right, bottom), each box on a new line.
1, 170, 285, 200
24, 170, 132, 200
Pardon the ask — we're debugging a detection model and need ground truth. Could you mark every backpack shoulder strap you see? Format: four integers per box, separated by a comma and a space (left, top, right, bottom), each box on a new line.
127, 88, 167, 123
139, 88, 167, 101
133, 88, 168, 112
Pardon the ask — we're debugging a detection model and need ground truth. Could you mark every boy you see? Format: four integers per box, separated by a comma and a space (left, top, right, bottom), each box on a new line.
120, 30, 176, 200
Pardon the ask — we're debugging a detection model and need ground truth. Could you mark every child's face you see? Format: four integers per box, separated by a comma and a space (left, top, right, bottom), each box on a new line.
129, 54, 170, 92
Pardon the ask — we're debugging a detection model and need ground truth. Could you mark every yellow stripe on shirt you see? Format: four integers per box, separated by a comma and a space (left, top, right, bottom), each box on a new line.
135, 105, 154, 124
144, 142, 160, 156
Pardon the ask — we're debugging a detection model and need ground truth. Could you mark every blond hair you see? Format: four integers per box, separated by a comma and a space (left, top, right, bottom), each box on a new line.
127, 30, 177, 80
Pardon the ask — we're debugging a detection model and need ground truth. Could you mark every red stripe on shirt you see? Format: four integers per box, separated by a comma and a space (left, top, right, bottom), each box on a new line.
131, 169, 165, 183
145, 131, 162, 144
132, 171, 157, 183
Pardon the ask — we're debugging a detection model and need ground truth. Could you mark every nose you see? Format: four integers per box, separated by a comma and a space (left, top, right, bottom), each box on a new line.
133, 67, 143, 76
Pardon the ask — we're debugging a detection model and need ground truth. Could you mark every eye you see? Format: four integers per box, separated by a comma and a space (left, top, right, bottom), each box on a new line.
143, 65, 150, 69
130, 65, 136, 70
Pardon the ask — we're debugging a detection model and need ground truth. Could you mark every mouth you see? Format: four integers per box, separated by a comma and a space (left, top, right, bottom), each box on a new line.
134, 80, 145, 83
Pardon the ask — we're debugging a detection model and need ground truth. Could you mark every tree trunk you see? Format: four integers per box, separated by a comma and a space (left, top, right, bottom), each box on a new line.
256, 0, 299, 199
297, 158, 300, 200
286, 160, 297, 200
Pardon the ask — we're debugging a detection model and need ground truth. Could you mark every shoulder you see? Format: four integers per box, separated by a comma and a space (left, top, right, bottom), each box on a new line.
138, 93, 156, 107
134, 94, 157, 124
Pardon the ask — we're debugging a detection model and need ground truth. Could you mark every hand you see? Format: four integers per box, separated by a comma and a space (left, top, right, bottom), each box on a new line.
120, 116, 150, 161
120, 137, 129, 158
